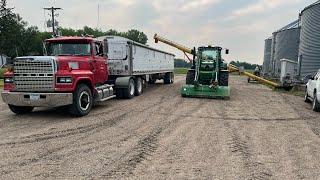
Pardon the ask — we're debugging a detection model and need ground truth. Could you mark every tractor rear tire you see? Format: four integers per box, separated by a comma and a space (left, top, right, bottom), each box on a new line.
219, 70, 229, 86
186, 69, 195, 85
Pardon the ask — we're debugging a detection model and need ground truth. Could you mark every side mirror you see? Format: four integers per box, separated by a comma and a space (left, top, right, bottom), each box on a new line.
225, 49, 229, 54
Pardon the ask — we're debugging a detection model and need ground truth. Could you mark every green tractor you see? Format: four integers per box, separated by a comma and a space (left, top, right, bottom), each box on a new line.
154, 34, 230, 99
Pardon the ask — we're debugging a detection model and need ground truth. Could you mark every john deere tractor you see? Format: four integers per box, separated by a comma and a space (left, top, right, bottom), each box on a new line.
154, 34, 230, 99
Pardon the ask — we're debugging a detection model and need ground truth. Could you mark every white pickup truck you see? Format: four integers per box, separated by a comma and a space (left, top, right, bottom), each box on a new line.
305, 70, 320, 112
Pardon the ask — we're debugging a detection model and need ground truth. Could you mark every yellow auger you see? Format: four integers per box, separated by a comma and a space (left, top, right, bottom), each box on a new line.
228, 64, 280, 88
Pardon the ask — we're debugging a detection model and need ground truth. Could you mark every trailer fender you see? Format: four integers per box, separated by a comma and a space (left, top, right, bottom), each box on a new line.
115, 77, 132, 88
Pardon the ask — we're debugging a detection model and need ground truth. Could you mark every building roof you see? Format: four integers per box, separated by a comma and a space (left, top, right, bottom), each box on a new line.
275, 19, 300, 33
301, 0, 320, 14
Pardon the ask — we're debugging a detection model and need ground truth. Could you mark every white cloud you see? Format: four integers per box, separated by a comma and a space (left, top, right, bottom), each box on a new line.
180, 0, 221, 12
232, 0, 303, 16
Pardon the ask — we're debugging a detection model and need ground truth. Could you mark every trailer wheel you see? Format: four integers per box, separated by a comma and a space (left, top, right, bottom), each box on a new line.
164, 72, 173, 84
149, 78, 156, 84
135, 77, 143, 96
69, 84, 93, 117
219, 70, 229, 86
123, 78, 135, 99
8, 105, 34, 115
186, 69, 195, 85
116, 88, 124, 99
312, 91, 320, 112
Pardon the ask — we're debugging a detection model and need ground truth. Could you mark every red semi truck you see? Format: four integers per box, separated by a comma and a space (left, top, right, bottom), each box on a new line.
1, 36, 175, 116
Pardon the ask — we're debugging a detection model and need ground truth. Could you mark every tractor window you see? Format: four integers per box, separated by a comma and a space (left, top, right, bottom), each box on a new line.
200, 50, 218, 71
201, 50, 218, 61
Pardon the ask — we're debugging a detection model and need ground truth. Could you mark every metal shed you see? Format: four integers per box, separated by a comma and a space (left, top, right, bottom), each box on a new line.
298, 1, 320, 78
262, 38, 272, 76
269, 20, 300, 78
273, 28, 300, 77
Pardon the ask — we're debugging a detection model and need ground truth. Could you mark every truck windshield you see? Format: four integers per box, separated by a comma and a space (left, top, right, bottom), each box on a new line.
46, 42, 91, 56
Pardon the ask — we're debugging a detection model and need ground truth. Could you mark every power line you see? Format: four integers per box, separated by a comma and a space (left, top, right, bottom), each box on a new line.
43, 7, 62, 36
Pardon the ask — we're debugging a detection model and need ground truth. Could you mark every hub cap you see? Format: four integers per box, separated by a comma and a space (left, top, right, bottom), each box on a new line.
137, 79, 142, 93
79, 91, 90, 111
129, 81, 135, 95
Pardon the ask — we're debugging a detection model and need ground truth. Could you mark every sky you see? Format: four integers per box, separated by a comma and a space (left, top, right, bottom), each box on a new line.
7, 0, 317, 64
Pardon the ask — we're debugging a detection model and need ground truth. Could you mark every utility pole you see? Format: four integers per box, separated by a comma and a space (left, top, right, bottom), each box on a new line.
44, 7, 62, 36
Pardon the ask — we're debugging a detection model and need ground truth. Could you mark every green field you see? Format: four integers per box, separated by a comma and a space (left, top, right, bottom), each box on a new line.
175, 68, 189, 74
0, 79, 3, 87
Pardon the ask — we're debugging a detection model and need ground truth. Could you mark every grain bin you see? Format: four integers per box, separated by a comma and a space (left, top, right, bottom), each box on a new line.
298, 1, 320, 78
270, 20, 300, 78
262, 38, 272, 76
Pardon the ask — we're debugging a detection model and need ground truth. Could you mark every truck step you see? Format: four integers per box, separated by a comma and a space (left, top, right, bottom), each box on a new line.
99, 95, 116, 102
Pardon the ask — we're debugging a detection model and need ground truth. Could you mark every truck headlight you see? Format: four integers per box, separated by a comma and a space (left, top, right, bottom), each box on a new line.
57, 77, 72, 84
4, 77, 14, 83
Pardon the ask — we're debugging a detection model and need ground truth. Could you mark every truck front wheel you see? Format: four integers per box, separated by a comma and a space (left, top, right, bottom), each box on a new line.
8, 105, 34, 115
69, 84, 93, 117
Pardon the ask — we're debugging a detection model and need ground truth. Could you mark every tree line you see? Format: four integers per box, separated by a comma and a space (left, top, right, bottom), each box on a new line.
0, 0, 148, 58
230, 61, 261, 70
174, 59, 260, 70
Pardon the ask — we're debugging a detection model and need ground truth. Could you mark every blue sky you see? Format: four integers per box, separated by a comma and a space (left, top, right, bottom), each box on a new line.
8, 0, 317, 64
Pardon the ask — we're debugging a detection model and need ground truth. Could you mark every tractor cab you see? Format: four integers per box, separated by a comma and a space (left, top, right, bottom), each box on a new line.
195, 46, 223, 85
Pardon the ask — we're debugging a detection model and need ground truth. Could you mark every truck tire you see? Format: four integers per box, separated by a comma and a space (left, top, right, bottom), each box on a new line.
164, 72, 174, 84
313, 91, 320, 112
305, 89, 311, 103
123, 78, 135, 99
8, 105, 34, 115
69, 84, 93, 117
219, 70, 229, 86
135, 77, 143, 96
186, 69, 195, 85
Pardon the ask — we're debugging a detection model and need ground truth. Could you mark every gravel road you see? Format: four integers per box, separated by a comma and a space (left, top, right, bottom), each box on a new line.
0, 75, 320, 179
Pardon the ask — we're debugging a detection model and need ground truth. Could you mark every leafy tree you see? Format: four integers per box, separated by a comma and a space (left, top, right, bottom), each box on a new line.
125, 29, 148, 45
57, 27, 148, 45
0, 0, 149, 58
174, 59, 191, 68
0, 0, 26, 58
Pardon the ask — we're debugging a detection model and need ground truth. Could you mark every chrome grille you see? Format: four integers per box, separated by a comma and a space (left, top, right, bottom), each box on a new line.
14, 58, 55, 92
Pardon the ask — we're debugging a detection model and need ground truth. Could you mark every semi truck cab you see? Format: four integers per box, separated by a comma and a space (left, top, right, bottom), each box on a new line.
2, 36, 116, 116
1, 36, 175, 116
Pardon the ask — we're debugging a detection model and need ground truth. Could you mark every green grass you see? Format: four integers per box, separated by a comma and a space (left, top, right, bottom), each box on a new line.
175, 68, 189, 74
0, 79, 3, 87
